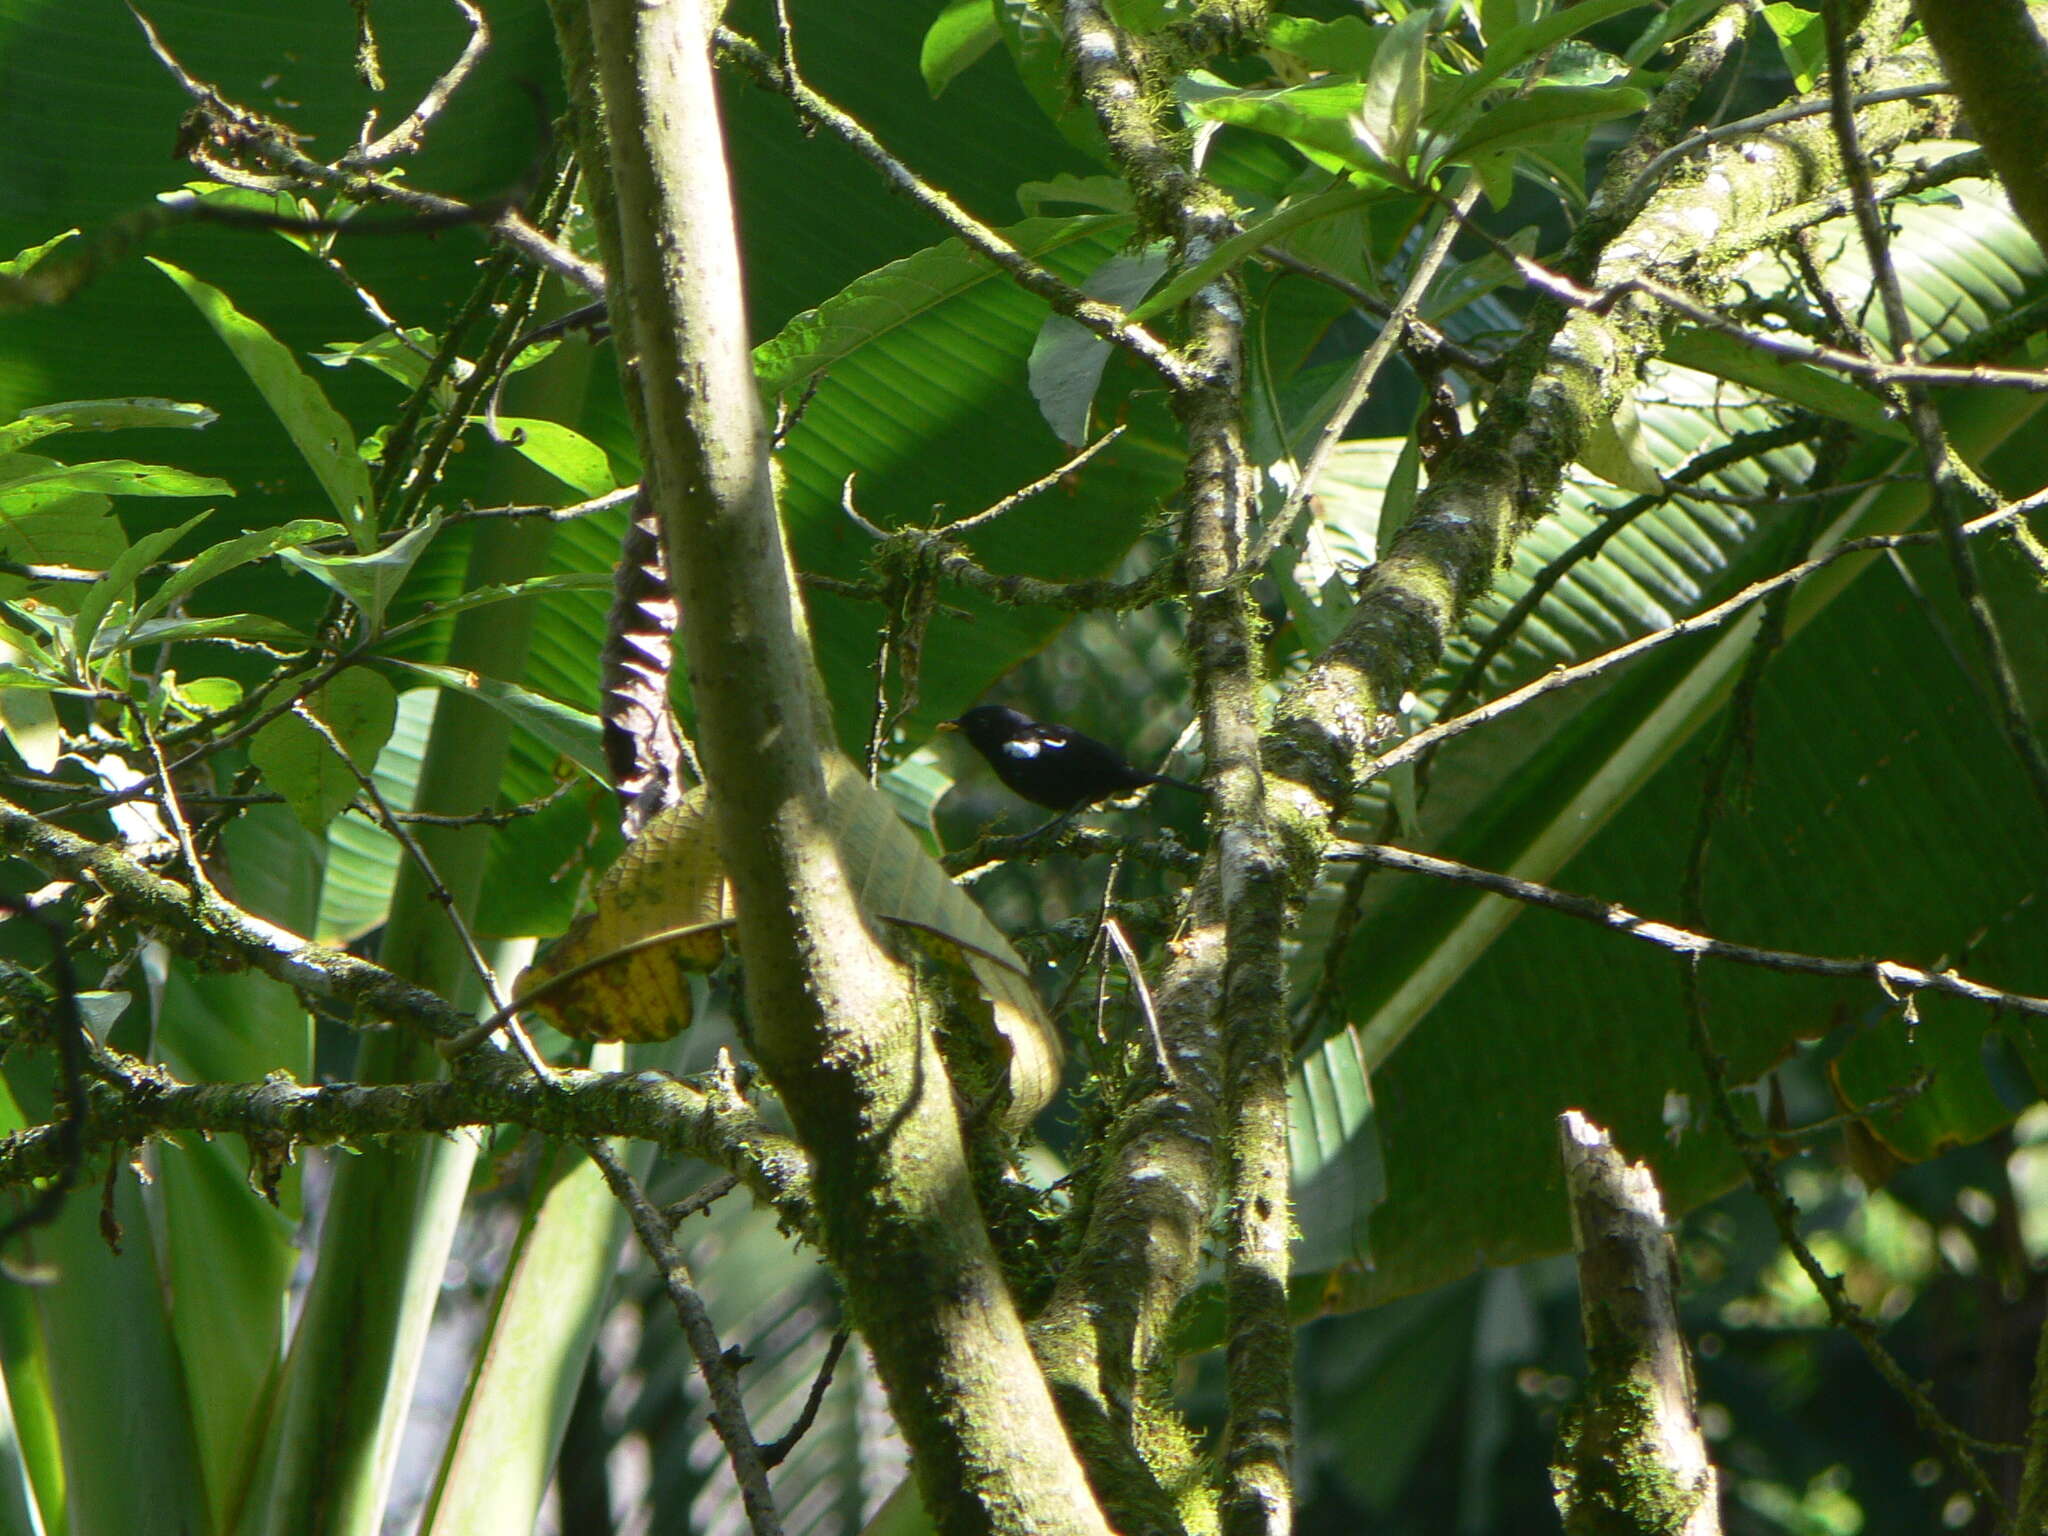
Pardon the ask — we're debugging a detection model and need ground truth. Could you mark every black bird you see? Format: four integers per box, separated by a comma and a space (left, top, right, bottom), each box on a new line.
940, 704, 1197, 812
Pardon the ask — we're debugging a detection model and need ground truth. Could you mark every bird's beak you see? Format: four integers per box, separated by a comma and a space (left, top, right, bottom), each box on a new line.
935, 720, 959, 733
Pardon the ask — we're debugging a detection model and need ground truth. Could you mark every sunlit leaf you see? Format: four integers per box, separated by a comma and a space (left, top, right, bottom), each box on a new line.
249, 668, 399, 834
1432, 85, 1648, 170
279, 514, 440, 633
492, 418, 616, 499
1027, 245, 1168, 445
1358, 5, 1431, 167
0, 458, 231, 502
920, 0, 999, 96
385, 658, 607, 779
16, 397, 218, 433
150, 258, 376, 550
73, 509, 209, 664
1266, 15, 1383, 74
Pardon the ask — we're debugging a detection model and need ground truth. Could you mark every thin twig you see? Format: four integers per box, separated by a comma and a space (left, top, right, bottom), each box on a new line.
1818, 0, 2048, 828
1417, 419, 1822, 775
584, 1147, 787, 1536
711, 25, 1188, 391
0, 792, 472, 1040
1243, 176, 1484, 575
1254, 246, 1500, 382
353, 0, 491, 164
1331, 841, 2048, 1021
933, 428, 1126, 537
288, 704, 506, 1013
663, 1172, 740, 1226
444, 486, 641, 525
131, 701, 227, 912
1681, 962, 2008, 1517
1518, 260, 2048, 395
759, 1329, 852, 1469
129, 3, 599, 296
1359, 488, 2048, 788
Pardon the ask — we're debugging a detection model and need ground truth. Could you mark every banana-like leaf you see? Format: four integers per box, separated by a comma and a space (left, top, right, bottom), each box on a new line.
416, 1028, 647, 1536
1296, 172, 2048, 1309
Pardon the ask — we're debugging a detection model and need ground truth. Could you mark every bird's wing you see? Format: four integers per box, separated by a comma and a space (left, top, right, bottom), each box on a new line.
1002, 726, 1073, 760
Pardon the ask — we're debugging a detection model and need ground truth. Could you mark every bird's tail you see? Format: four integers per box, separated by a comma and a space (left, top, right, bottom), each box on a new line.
1151, 773, 1201, 796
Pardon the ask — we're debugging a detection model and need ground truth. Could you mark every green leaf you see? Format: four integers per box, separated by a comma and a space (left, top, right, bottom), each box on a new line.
1358, 5, 1432, 167
0, 1050, 209, 1536
1662, 327, 1907, 439
1376, 432, 1425, 551
1433, 84, 1648, 168
1621, 0, 1724, 66
745, 212, 1191, 753
1190, 82, 1394, 180
993, 0, 1111, 160
17, 398, 218, 434
167, 673, 244, 714
1266, 15, 1383, 74
920, 0, 999, 96
1027, 246, 1168, 445
0, 458, 233, 502
314, 329, 442, 392
249, 669, 399, 834
73, 510, 210, 665
474, 786, 610, 940
0, 228, 76, 278
416, 1121, 643, 1536
1480, 0, 1528, 41
1015, 174, 1132, 217
314, 686, 437, 943
384, 659, 607, 780
1132, 182, 1384, 323
0, 627, 59, 772
149, 259, 376, 550
150, 856, 311, 1531
1303, 172, 2048, 1307
756, 214, 1127, 393
279, 515, 440, 634
1574, 392, 1664, 495
1450, 0, 1654, 112
0, 416, 71, 457
1762, 2, 1826, 92
128, 518, 345, 632
97, 611, 303, 656
387, 571, 612, 635
492, 417, 616, 498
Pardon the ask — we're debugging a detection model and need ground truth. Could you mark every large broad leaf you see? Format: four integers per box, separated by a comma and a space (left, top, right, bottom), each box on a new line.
756, 214, 1189, 755
0, 1050, 211, 1536
417, 1042, 652, 1536
150, 261, 374, 549
0, 0, 567, 654
1295, 173, 2048, 1310
248, 669, 400, 835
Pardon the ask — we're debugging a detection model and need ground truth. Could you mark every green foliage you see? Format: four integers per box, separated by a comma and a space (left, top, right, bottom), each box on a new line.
0, 1, 2043, 1533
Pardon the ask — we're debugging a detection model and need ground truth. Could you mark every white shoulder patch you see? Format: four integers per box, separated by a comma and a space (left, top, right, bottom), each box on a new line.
1003, 738, 1043, 759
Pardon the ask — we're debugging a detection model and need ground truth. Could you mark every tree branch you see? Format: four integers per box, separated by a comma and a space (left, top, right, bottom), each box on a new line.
0, 793, 467, 1041
1330, 841, 2048, 1023
579, 4, 1109, 1531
